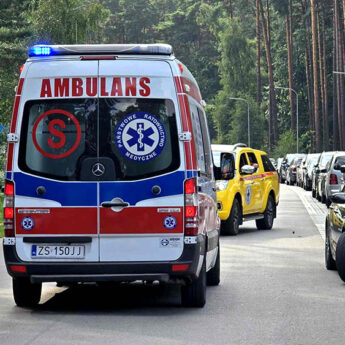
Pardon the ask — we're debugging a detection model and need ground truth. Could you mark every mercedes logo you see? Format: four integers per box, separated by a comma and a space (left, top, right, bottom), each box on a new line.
92, 162, 105, 177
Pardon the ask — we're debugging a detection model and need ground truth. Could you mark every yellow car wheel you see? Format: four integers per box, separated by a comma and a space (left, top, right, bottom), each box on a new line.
221, 198, 241, 236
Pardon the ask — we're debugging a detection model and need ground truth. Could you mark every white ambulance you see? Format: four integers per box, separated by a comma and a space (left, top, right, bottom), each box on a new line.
3, 44, 220, 308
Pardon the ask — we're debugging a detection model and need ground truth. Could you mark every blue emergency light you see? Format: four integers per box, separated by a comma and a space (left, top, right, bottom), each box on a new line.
29, 45, 52, 56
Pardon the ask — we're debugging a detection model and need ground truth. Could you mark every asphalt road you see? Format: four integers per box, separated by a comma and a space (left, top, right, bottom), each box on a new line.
1, 184, 345, 345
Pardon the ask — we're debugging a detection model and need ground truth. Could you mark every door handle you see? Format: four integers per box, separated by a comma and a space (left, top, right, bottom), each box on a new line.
251, 181, 255, 184
101, 202, 129, 208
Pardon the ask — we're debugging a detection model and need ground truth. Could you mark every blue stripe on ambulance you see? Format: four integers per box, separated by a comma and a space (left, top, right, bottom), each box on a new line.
13, 170, 190, 207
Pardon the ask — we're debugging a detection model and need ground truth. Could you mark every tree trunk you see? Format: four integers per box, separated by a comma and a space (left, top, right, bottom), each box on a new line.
335, 1, 344, 150
317, 10, 325, 149
338, 2, 345, 150
286, 10, 295, 132
310, 0, 321, 151
321, 2, 329, 150
301, 0, 315, 151
256, 0, 262, 108
333, 0, 339, 150
259, 0, 278, 149
266, 0, 271, 47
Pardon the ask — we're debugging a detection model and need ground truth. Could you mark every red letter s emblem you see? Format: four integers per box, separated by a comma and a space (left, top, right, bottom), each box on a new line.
47, 119, 66, 149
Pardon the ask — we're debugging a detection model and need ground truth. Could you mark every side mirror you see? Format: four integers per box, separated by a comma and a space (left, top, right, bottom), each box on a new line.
330, 192, 345, 204
340, 165, 345, 174
241, 165, 256, 175
220, 152, 235, 180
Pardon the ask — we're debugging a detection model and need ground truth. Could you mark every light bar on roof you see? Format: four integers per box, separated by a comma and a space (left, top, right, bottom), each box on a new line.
28, 44, 173, 57
29, 45, 52, 56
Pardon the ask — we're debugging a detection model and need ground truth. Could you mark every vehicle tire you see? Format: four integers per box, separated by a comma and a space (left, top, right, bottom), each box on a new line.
181, 259, 206, 308
321, 194, 326, 204
326, 198, 331, 208
207, 246, 220, 286
317, 193, 321, 202
325, 225, 336, 270
312, 188, 316, 198
336, 232, 345, 282
13, 278, 41, 308
280, 176, 285, 184
256, 195, 275, 230
221, 198, 241, 236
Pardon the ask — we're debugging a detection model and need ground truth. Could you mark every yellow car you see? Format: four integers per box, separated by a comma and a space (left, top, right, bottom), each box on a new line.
212, 144, 280, 235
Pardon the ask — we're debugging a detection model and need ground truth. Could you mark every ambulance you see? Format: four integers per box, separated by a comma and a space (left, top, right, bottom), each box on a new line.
3, 44, 220, 308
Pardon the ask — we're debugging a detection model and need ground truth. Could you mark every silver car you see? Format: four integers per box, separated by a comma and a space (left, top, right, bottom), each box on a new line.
303, 153, 320, 190
324, 153, 345, 206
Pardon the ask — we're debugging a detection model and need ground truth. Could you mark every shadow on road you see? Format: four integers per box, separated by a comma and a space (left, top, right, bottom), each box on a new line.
36, 282, 185, 313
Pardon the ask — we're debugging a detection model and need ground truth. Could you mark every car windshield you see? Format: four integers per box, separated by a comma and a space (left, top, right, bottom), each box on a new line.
320, 154, 333, 169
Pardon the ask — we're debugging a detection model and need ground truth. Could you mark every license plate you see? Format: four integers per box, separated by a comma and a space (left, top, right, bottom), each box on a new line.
31, 245, 85, 259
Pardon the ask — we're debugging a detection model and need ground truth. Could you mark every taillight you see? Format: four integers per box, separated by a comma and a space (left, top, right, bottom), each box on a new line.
291, 166, 296, 171
330, 174, 338, 185
184, 178, 198, 236
3, 180, 15, 237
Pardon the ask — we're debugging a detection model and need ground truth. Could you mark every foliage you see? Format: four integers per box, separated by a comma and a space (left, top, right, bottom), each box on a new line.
272, 130, 297, 158
27, 0, 110, 44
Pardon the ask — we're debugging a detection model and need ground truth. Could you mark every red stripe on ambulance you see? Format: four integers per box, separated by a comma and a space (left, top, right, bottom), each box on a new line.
100, 207, 183, 234
15, 208, 97, 235
7, 78, 24, 172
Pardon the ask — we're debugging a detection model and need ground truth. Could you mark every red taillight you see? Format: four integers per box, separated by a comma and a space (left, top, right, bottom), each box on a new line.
291, 166, 296, 171
185, 206, 197, 218
19, 65, 24, 73
3, 180, 15, 237
10, 265, 26, 273
184, 178, 198, 236
5, 183, 14, 196
4, 208, 14, 219
178, 63, 184, 73
172, 264, 189, 272
330, 174, 338, 185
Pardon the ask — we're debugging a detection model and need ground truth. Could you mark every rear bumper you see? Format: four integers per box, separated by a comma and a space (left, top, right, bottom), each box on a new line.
3, 236, 205, 284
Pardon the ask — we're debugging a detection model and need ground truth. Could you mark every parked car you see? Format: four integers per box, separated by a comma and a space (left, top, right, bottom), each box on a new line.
303, 153, 320, 191
286, 155, 306, 185
316, 152, 335, 201
296, 156, 307, 187
313, 152, 332, 198
325, 183, 345, 282
280, 154, 299, 183
324, 152, 345, 206
276, 158, 283, 172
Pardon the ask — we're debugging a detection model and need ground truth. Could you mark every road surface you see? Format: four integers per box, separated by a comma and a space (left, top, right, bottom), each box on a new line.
0, 184, 344, 345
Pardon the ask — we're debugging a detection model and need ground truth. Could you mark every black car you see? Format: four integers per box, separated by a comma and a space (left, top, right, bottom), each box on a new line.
325, 181, 345, 282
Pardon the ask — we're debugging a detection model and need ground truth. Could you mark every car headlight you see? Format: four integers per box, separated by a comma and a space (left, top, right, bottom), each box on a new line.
216, 180, 229, 191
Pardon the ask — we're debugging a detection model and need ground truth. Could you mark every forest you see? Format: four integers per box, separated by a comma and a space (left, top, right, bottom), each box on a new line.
0, 0, 344, 159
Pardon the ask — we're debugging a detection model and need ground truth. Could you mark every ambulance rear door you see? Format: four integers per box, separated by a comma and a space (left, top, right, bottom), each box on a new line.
13, 59, 100, 262
97, 59, 185, 262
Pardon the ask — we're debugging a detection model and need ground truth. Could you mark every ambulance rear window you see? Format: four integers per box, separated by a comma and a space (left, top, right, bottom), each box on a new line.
19, 98, 179, 181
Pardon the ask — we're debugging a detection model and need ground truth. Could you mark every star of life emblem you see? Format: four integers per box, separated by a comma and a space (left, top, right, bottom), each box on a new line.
21, 216, 34, 231
163, 215, 177, 230
245, 185, 252, 205
115, 112, 166, 162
